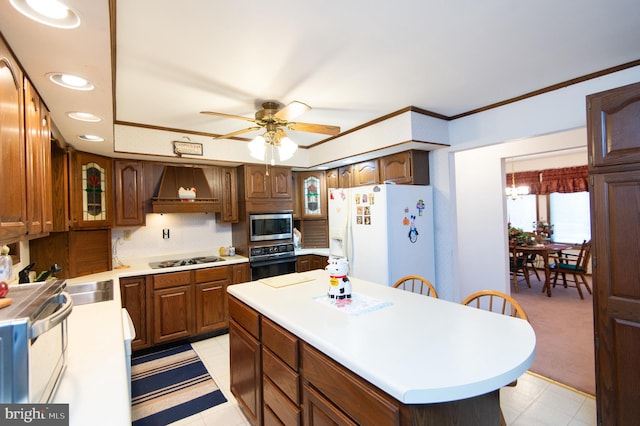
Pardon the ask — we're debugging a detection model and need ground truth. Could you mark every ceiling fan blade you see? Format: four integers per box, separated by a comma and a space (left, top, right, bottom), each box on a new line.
274, 101, 311, 122
289, 122, 341, 136
201, 111, 258, 123
214, 126, 262, 140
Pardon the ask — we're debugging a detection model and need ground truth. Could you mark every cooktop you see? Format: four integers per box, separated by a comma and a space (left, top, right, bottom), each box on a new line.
148, 256, 224, 269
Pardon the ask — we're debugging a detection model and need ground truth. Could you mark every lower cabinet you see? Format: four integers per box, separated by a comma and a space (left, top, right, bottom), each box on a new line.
296, 254, 328, 273
121, 262, 249, 350
152, 271, 193, 344
120, 275, 151, 351
229, 297, 262, 425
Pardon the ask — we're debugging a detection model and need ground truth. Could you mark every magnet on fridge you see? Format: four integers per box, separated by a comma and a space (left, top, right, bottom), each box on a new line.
416, 199, 425, 216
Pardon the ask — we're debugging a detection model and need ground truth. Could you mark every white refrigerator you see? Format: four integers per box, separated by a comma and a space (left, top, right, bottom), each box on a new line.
328, 184, 435, 287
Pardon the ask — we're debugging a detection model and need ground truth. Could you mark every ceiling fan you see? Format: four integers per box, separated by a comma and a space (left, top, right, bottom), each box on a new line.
201, 100, 341, 139
201, 101, 341, 163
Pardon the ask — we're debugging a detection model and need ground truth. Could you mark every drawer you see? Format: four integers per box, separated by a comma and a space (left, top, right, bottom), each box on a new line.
263, 375, 301, 426
302, 343, 400, 426
263, 347, 300, 404
262, 317, 299, 370
152, 270, 191, 290
228, 296, 260, 339
194, 266, 230, 283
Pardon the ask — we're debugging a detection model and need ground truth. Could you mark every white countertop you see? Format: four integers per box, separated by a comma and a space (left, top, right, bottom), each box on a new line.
228, 269, 536, 404
294, 248, 330, 256
51, 253, 249, 426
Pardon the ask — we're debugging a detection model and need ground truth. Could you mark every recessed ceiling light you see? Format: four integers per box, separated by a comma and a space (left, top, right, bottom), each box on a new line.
78, 134, 104, 142
66, 111, 101, 122
47, 73, 94, 91
10, 0, 80, 29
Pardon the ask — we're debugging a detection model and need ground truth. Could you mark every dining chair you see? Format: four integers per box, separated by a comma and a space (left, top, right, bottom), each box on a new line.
392, 275, 438, 298
461, 289, 528, 425
550, 240, 592, 299
509, 244, 531, 293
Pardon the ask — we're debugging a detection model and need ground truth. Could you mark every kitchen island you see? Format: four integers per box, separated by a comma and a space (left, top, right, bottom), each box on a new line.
228, 269, 536, 425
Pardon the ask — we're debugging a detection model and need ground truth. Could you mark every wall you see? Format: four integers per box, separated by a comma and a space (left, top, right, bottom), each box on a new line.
433, 66, 640, 302
111, 213, 232, 265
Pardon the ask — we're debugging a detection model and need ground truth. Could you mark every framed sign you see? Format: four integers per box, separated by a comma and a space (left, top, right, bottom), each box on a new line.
173, 141, 203, 156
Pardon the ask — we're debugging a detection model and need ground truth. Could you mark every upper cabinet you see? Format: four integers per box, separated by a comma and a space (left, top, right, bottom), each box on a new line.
380, 150, 429, 185
297, 171, 327, 219
326, 168, 339, 189
69, 151, 113, 229
220, 167, 239, 223
588, 82, 640, 168
353, 160, 379, 186
25, 80, 53, 237
0, 39, 27, 242
243, 165, 293, 200
114, 160, 145, 227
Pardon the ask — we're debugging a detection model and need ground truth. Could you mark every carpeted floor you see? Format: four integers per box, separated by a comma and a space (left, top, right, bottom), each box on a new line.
511, 271, 595, 395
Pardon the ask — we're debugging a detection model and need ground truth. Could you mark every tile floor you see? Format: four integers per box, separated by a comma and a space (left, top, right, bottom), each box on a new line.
170, 334, 596, 426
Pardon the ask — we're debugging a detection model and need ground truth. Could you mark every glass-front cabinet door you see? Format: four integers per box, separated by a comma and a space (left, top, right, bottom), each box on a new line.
70, 151, 113, 229
299, 171, 327, 219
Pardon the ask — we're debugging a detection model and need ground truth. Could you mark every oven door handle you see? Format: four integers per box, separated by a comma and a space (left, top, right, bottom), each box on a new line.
250, 257, 296, 268
30, 291, 74, 339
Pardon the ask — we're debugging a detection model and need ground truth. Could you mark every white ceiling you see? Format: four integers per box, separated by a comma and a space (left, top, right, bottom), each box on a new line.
1, 0, 639, 162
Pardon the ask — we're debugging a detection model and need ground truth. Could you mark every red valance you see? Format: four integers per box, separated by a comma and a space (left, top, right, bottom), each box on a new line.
506, 165, 588, 195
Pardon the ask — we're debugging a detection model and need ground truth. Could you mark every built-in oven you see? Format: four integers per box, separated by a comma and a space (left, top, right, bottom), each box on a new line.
249, 243, 297, 280
0, 280, 72, 403
249, 212, 293, 242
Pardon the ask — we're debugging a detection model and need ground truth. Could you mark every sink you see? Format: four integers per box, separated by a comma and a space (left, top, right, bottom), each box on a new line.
66, 280, 114, 305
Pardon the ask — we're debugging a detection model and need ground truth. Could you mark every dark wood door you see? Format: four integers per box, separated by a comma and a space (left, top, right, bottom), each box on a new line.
230, 320, 261, 425
114, 160, 145, 226
587, 81, 640, 425
120, 276, 150, 350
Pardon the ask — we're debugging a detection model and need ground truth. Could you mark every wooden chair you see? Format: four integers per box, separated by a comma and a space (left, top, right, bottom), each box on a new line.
461, 289, 528, 425
461, 290, 528, 320
509, 244, 531, 293
392, 275, 438, 298
550, 240, 592, 299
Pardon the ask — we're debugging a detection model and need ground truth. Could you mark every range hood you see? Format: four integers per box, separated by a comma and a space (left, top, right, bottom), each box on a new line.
152, 166, 220, 213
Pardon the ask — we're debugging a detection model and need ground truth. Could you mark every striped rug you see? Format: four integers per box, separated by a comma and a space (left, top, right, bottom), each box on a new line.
131, 344, 227, 425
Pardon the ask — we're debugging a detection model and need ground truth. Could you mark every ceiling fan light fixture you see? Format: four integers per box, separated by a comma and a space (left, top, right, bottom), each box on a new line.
248, 135, 266, 160
277, 136, 297, 161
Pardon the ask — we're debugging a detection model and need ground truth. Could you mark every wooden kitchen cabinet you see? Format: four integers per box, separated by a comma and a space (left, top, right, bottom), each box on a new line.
587, 81, 640, 425
326, 168, 339, 189
194, 266, 230, 334
338, 166, 353, 188
69, 151, 113, 229
0, 39, 27, 243
152, 271, 193, 344
24, 79, 53, 238
114, 160, 145, 226
298, 171, 327, 219
353, 160, 380, 186
220, 167, 239, 222
120, 275, 151, 351
380, 150, 430, 185
262, 317, 301, 425
229, 297, 262, 426
29, 229, 112, 279
297, 254, 328, 272
243, 165, 293, 200
232, 263, 251, 284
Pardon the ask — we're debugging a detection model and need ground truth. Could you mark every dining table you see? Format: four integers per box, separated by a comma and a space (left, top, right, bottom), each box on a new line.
516, 243, 572, 296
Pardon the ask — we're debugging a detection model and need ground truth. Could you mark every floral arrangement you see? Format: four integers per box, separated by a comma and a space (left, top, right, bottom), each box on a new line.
534, 220, 554, 238
508, 224, 535, 246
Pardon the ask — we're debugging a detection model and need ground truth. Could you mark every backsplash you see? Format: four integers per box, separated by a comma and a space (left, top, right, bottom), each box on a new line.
111, 213, 232, 263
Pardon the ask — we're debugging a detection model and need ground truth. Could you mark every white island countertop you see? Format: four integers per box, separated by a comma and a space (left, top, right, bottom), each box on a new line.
228, 269, 536, 404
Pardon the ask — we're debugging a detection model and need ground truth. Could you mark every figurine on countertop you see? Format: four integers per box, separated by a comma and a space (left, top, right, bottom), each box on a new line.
326, 257, 352, 300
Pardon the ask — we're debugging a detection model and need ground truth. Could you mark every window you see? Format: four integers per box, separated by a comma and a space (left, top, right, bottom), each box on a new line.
506, 194, 537, 231
550, 192, 591, 244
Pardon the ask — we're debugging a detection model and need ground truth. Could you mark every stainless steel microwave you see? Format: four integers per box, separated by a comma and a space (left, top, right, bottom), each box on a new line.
249, 213, 293, 242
